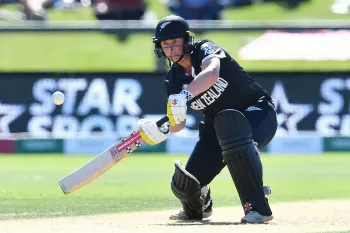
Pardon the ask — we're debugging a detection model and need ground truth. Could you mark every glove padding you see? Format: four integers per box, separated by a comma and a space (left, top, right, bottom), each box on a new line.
167, 93, 187, 126
136, 119, 167, 145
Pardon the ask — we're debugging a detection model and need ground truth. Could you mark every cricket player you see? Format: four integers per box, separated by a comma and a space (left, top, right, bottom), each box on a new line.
136, 15, 278, 223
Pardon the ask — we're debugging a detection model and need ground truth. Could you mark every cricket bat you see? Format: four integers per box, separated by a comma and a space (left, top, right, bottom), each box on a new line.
58, 116, 169, 195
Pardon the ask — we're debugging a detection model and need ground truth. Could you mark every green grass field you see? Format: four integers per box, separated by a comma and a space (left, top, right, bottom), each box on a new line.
1, 152, 349, 220
1, 0, 350, 71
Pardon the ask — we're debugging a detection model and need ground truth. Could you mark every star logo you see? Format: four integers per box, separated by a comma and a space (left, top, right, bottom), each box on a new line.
271, 81, 314, 135
172, 99, 178, 105
0, 102, 26, 136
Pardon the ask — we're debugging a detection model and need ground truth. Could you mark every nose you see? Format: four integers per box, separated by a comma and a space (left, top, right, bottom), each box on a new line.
170, 47, 179, 56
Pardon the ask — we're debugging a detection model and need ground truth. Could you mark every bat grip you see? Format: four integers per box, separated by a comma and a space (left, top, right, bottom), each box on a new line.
156, 116, 169, 127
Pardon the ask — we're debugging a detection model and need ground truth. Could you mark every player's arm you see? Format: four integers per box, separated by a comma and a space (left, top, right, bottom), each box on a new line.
183, 56, 220, 97
170, 120, 186, 133
167, 57, 221, 126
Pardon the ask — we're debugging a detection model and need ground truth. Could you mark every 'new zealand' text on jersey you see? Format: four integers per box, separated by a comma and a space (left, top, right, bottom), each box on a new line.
165, 39, 272, 119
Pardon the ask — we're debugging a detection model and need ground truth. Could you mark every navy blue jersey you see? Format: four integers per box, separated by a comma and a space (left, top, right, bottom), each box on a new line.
165, 39, 272, 119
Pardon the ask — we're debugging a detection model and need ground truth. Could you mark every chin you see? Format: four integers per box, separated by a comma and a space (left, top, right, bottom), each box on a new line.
171, 55, 181, 61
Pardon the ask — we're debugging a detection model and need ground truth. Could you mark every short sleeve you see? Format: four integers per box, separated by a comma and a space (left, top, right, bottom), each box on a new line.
165, 69, 176, 97
165, 80, 179, 97
164, 66, 191, 97
197, 41, 226, 65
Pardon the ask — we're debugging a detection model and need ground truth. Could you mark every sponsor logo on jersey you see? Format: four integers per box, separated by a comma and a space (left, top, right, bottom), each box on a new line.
190, 77, 228, 110
202, 45, 215, 56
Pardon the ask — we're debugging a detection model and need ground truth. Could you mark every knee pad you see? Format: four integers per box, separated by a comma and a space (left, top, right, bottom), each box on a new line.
214, 109, 272, 216
171, 161, 211, 220
214, 109, 253, 154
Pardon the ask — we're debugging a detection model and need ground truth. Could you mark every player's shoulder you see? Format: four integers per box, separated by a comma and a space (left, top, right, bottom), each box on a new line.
191, 39, 227, 67
193, 39, 221, 52
164, 65, 191, 96
164, 65, 186, 86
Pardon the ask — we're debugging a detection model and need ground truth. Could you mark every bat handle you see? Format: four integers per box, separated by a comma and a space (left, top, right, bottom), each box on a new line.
156, 116, 169, 127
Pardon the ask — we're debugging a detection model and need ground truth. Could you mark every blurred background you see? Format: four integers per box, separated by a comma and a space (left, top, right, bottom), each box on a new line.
0, 0, 349, 154
0, 0, 350, 222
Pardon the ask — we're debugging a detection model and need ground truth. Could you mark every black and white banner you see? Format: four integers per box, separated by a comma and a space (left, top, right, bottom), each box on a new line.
0, 73, 169, 137
0, 72, 349, 136
254, 73, 350, 136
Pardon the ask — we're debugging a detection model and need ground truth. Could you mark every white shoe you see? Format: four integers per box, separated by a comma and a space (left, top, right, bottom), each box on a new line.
169, 208, 213, 220
241, 211, 273, 223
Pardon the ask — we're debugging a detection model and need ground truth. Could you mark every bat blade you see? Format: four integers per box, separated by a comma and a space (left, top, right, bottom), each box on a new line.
58, 131, 144, 195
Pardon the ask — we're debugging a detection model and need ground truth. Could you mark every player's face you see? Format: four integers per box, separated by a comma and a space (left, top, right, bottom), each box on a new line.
160, 38, 185, 62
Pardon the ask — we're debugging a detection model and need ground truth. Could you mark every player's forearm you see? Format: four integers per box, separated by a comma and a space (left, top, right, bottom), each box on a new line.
184, 62, 220, 97
170, 120, 186, 133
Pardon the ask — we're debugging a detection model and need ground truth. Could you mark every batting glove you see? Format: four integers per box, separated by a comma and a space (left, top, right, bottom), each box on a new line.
167, 90, 193, 126
136, 119, 167, 145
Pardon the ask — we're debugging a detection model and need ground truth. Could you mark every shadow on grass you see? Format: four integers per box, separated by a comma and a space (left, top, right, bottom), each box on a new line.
154, 220, 276, 226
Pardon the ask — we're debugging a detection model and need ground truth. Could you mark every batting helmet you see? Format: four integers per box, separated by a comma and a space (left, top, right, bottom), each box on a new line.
153, 15, 195, 62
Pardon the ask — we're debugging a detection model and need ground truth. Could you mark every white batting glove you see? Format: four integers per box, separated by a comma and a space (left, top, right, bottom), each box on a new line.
136, 119, 167, 145
167, 90, 193, 126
